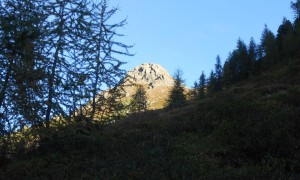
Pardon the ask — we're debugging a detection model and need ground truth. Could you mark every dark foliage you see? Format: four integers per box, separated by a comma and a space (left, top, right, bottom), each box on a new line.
166, 69, 187, 109
1, 0, 300, 179
130, 85, 148, 113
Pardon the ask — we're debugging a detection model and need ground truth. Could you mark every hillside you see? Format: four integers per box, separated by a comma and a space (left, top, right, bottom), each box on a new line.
83, 63, 188, 116
0, 58, 299, 179
2, 0, 300, 179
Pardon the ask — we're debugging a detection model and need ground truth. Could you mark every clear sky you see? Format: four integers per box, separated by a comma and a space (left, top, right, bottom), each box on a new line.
111, 0, 294, 87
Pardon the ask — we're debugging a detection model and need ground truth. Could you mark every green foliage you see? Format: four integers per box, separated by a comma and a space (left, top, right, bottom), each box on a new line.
277, 18, 295, 58
222, 60, 233, 87
1, 68, 300, 178
1, 1, 300, 179
94, 86, 127, 122
207, 70, 217, 95
0, 0, 132, 131
130, 85, 148, 113
198, 71, 206, 99
221, 39, 251, 86
260, 25, 280, 65
166, 69, 186, 109
291, 0, 300, 19
248, 37, 259, 74
214, 55, 223, 91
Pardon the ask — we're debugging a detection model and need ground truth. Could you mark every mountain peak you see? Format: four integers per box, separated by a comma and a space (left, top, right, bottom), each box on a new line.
125, 63, 174, 88
120, 63, 175, 109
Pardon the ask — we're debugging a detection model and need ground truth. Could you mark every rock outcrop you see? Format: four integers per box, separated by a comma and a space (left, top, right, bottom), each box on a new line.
122, 63, 175, 109
123, 63, 174, 88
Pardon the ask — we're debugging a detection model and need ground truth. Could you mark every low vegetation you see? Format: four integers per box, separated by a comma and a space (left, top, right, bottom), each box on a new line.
0, 57, 299, 179
1, 0, 300, 179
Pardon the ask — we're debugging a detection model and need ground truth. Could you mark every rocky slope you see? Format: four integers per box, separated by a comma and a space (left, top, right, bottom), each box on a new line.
122, 63, 176, 109
77, 63, 177, 120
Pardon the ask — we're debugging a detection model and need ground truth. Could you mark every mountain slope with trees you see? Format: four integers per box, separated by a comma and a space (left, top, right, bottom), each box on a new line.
0, 0, 300, 179
0, 56, 299, 179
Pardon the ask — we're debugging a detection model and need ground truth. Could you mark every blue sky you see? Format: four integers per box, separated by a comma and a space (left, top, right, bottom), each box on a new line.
111, 0, 294, 87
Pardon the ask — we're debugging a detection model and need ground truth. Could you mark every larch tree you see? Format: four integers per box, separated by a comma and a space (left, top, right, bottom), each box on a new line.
0, 0, 132, 130
86, 0, 133, 120
0, 0, 48, 129
43, 0, 87, 127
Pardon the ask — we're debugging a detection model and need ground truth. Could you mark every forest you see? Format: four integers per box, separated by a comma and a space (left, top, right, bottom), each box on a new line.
0, 0, 300, 179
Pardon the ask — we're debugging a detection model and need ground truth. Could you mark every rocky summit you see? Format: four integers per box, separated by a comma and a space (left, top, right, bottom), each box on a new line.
122, 63, 175, 109
124, 63, 174, 88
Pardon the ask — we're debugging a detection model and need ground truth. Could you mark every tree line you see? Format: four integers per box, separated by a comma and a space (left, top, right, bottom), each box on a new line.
0, 0, 132, 135
166, 0, 300, 108
1, 0, 300, 145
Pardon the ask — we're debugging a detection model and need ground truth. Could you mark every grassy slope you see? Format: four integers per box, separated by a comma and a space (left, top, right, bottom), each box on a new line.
1, 59, 300, 179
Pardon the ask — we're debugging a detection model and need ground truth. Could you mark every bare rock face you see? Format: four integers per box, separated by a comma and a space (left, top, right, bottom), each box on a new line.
124, 63, 174, 88
122, 63, 175, 109
77, 63, 177, 120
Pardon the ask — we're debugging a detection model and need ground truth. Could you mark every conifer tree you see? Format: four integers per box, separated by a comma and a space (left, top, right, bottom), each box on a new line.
260, 25, 279, 65
44, 0, 90, 127
214, 55, 223, 91
277, 18, 295, 58
248, 37, 258, 74
191, 81, 199, 98
0, 0, 132, 130
236, 38, 251, 80
207, 70, 217, 95
291, 0, 300, 19
0, 0, 47, 128
198, 71, 206, 99
222, 60, 233, 87
130, 85, 147, 113
166, 69, 186, 109
87, 0, 133, 120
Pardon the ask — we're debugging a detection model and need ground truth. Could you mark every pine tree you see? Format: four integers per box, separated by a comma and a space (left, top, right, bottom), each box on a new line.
104, 87, 126, 122
130, 85, 147, 113
166, 69, 186, 109
190, 81, 199, 99
207, 70, 217, 95
236, 38, 251, 80
260, 25, 279, 66
222, 60, 233, 87
277, 18, 295, 58
198, 71, 206, 99
248, 37, 258, 74
214, 55, 223, 91
223, 39, 249, 84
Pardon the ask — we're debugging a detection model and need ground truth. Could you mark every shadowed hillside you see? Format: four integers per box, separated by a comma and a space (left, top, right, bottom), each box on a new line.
1, 0, 300, 179
0, 57, 299, 179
